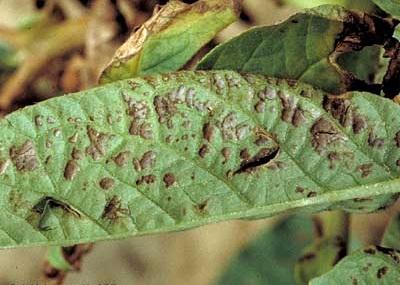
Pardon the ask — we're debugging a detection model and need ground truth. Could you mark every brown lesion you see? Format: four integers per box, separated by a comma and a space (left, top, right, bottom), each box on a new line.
85, 127, 109, 160
102, 195, 130, 220
383, 38, 400, 99
234, 147, 280, 174
278, 91, 305, 127
310, 118, 342, 153
10, 140, 39, 172
332, 11, 398, 95
163, 173, 176, 188
322, 96, 366, 135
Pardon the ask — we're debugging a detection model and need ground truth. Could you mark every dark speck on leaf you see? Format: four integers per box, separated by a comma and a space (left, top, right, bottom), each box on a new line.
199, 144, 209, 158
99, 177, 115, 190
163, 173, 176, 188
357, 163, 373, 178
377, 266, 388, 279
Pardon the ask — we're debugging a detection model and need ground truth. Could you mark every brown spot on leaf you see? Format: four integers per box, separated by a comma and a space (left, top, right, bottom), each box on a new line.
85, 127, 109, 160
102, 196, 129, 220
221, 113, 237, 140
254, 100, 265, 113
311, 118, 341, 153
34, 115, 43, 127
71, 148, 83, 160
357, 163, 373, 178
307, 191, 317, 198
292, 108, 305, 127
99, 177, 115, 190
368, 132, 385, 148
10, 141, 39, 172
113, 151, 130, 167
323, 96, 366, 134
163, 173, 176, 188
139, 151, 156, 170
203, 123, 214, 142
129, 121, 153, 139
126, 99, 148, 120
68, 133, 78, 143
295, 186, 305, 193
239, 149, 251, 160
154, 95, 176, 124
64, 160, 79, 181
194, 200, 209, 214
221, 147, 231, 164
136, 175, 156, 186
328, 151, 339, 169
377, 266, 388, 279
352, 115, 366, 134
278, 91, 304, 127
199, 144, 209, 158
258, 87, 277, 100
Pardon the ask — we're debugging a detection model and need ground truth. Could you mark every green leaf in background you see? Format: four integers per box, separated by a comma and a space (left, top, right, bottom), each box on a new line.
99, 0, 240, 84
336, 46, 382, 84
1, 71, 400, 248
294, 211, 349, 284
197, 5, 396, 94
281, 0, 375, 11
310, 246, 400, 284
215, 215, 313, 285
382, 213, 400, 250
372, 0, 400, 18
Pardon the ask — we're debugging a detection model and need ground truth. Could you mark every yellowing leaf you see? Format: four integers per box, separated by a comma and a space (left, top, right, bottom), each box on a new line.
99, 0, 240, 83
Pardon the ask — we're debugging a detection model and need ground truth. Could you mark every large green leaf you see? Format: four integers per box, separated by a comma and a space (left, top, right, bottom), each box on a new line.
215, 215, 313, 285
1, 70, 400, 248
197, 5, 396, 94
372, 0, 400, 18
310, 246, 400, 284
99, 0, 240, 84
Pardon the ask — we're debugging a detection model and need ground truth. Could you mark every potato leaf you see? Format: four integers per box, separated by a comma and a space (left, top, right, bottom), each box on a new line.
99, 0, 240, 84
197, 5, 396, 94
372, 0, 400, 18
294, 211, 349, 284
310, 246, 400, 284
215, 215, 313, 285
1, 71, 400, 248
